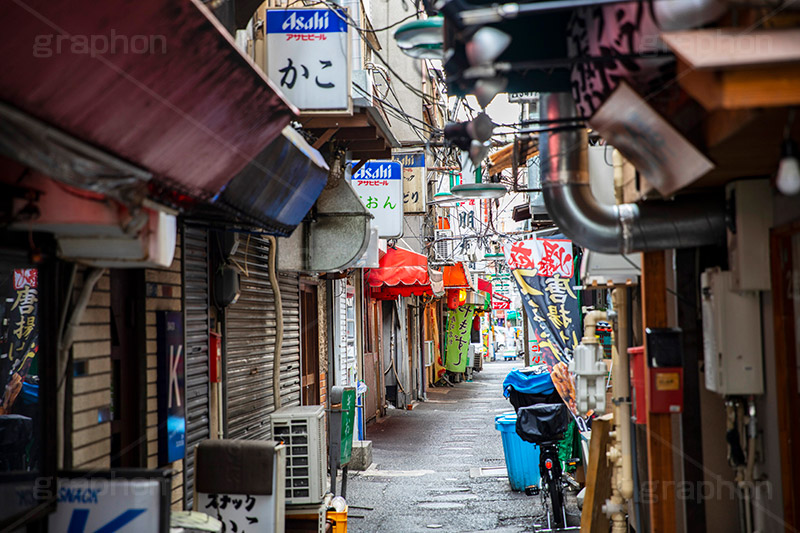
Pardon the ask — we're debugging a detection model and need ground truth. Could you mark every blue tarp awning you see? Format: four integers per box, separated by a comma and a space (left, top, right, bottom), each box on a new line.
215, 127, 329, 236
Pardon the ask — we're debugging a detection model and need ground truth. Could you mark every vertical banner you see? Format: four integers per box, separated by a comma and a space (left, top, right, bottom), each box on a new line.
266, 9, 350, 111
1, 268, 39, 416
505, 238, 581, 412
156, 311, 185, 464
393, 152, 426, 214
445, 306, 475, 372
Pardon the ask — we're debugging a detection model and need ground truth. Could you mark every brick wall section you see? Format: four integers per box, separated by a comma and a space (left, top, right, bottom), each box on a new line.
144, 233, 184, 510
70, 270, 112, 469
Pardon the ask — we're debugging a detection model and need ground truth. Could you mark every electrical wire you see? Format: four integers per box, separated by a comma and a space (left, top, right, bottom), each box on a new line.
320, 0, 439, 106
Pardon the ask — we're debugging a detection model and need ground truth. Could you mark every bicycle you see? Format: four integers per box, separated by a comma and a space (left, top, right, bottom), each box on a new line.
515, 402, 581, 532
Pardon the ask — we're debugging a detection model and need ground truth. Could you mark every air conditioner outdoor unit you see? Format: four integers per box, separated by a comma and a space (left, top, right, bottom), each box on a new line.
271, 405, 327, 505
434, 229, 453, 262
424, 340, 434, 367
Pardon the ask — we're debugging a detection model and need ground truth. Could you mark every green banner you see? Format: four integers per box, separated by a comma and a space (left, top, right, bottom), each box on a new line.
340, 388, 356, 465
445, 306, 474, 372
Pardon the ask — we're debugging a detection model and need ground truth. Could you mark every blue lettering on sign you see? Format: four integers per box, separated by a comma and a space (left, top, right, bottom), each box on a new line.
351, 161, 402, 180
266, 9, 348, 34
58, 488, 100, 504
66, 509, 146, 533
393, 153, 425, 168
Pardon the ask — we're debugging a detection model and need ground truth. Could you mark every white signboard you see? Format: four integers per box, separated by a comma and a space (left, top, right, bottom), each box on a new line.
266, 9, 350, 111
350, 161, 403, 238
198, 492, 275, 533
393, 151, 426, 214
508, 92, 539, 103
49, 478, 163, 532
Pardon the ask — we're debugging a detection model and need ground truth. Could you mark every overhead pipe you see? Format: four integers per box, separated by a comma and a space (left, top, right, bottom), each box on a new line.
538, 92, 726, 254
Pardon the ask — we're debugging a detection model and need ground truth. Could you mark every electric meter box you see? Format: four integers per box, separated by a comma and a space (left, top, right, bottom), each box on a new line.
701, 268, 764, 395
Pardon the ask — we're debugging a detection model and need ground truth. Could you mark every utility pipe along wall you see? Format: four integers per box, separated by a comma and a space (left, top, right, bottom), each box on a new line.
538, 92, 726, 254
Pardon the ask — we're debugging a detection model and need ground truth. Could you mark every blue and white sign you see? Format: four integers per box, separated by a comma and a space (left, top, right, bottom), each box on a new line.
48, 478, 164, 532
266, 9, 350, 111
393, 151, 426, 214
157, 311, 185, 464
350, 161, 403, 238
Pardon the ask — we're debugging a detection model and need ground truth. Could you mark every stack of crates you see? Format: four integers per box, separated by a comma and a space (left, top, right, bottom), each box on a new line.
271, 406, 327, 506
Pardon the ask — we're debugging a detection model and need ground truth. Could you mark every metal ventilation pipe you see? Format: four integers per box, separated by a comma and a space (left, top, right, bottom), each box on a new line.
539, 93, 725, 254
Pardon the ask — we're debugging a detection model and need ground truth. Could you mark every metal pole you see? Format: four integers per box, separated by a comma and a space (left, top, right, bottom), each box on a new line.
522, 305, 531, 367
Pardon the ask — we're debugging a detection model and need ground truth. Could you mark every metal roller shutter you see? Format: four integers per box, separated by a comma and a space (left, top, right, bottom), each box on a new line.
278, 273, 302, 408
182, 225, 211, 509
225, 235, 301, 441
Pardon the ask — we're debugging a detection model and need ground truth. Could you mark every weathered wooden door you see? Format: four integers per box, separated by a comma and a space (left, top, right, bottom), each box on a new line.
300, 283, 320, 405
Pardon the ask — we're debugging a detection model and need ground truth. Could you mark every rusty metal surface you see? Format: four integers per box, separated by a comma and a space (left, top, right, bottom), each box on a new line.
0, 0, 297, 200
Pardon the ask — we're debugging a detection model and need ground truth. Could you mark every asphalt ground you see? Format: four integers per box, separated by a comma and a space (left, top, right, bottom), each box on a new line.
345, 358, 547, 533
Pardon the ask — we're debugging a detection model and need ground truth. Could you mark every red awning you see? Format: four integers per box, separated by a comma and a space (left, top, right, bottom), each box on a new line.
443, 262, 474, 289
0, 0, 296, 202
366, 247, 433, 300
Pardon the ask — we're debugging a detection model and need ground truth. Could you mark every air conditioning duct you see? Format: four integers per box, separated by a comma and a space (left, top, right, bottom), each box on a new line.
539, 93, 725, 254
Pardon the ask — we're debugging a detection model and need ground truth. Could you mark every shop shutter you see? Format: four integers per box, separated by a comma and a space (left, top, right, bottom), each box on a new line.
225, 236, 301, 441
278, 272, 302, 407
338, 281, 358, 386
182, 225, 211, 510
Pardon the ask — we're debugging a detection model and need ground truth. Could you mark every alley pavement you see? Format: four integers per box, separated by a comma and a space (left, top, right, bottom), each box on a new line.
346, 359, 545, 533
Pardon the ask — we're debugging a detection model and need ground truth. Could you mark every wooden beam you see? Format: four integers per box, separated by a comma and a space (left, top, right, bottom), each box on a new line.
301, 114, 369, 129
770, 221, 800, 533
678, 61, 800, 111
704, 109, 757, 148
351, 148, 392, 160
661, 28, 800, 70
580, 415, 613, 533
641, 251, 676, 533
346, 139, 388, 152
306, 126, 379, 141
351, 159, 368, 175
312, 127, 339, 150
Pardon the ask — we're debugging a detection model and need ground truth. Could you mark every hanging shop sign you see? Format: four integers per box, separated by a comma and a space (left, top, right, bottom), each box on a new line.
156, 311, 185, 464
491, 298, 511, 311
393, 151, 426, 214
350, 160, 404, 238
266, 8, 350, 111
504, 238, 580, 368
2, 269, 39, 416
445, 305, 474, 372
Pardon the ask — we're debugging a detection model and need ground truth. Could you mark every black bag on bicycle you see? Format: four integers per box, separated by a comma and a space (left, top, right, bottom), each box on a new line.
515, 403, 571, 444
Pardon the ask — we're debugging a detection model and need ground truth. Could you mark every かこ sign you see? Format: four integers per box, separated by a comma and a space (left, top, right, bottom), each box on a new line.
266, 9, 350, 111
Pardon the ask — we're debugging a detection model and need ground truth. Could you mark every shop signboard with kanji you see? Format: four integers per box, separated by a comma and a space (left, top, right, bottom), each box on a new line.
350, 160, 404, 238
504, 237, 581, 413
393, 151, 426, 214
445, 305, 474, 372
266, 9, 350, 111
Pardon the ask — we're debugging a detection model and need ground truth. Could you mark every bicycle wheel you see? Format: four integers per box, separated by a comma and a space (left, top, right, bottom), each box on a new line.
547, 472, 565, 529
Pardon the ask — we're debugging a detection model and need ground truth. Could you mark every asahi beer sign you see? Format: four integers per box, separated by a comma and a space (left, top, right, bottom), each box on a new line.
157, 311, 185, 464
266, 9, 350, 111
350, 160, 404, 238
393, 152, 426, 214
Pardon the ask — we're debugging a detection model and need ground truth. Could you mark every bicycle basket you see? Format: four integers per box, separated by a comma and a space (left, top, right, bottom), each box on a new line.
515, 403, 572, 444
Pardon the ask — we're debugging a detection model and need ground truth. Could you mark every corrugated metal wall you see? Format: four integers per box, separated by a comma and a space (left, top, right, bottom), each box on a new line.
337, 280, 357, 386
182, 225, 210, 509
225, 234, 301, 441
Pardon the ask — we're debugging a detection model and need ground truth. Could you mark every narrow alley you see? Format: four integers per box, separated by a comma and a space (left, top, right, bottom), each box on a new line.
347, 360, 545, 533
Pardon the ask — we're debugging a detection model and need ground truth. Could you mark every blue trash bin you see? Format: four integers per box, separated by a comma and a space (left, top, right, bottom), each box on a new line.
495, 413, 541, 491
